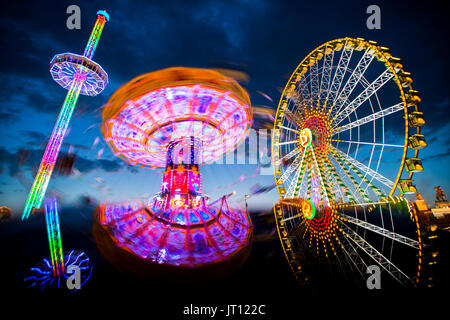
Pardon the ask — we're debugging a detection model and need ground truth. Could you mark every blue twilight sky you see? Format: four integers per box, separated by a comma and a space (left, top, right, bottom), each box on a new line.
0, 0, 449, 217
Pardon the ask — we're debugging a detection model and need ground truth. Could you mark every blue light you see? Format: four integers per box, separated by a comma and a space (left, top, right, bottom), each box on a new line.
96, 10, 110, 22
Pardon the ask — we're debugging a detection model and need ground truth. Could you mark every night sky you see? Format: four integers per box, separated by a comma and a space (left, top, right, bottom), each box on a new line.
0, 0, 449, 217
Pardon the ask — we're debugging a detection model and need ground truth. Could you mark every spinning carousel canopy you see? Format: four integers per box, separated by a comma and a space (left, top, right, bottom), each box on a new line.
101, 67, 252, 168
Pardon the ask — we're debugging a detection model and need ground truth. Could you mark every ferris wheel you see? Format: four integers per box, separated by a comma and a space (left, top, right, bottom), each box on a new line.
272, 38, 436, 288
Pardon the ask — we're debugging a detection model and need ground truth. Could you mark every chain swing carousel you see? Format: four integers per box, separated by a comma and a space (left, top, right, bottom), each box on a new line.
92, 67, 253, 280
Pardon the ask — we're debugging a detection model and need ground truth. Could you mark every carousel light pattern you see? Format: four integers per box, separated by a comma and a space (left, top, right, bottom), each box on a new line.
96, 67, 253, 268
22, 10, 109, 220
272, 37, 434, 288
101, 68, 251, 168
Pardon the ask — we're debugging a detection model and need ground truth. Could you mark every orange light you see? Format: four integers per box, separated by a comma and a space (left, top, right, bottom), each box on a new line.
170, 197, 185, 208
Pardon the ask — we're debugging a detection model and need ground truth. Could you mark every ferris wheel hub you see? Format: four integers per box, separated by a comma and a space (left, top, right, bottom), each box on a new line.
299, 128, 313, 147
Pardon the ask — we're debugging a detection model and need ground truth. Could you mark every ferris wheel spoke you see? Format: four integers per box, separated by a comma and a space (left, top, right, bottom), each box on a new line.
306, 163, 313, 200
329, 156, 357, 202
284, 108, 304, 127
287, 217, 308, 238
310, 60, 320, 109
317, 149, 337, 197
277, 124, 300, 134
329, 139, 404, 149
336, 212, 420, 249
329, 152, 374, 201
329, 48, 375, 119
324, 44, 354, 113
328, 151, 370, 203
289, 85, 310, 118
296, 76, 312, 113
321, 151, 347, 202
318, 48, 334, 109
287, 157, 309, 199
281, 212, 304, 223
298, 172, 310, 199
318, 159, 333, 199
276, 148, 306, 185
330, 147, 395, 190
329, 147, 385, 198
310, 147, 330, 205
335, 230, 368, 279
277, 148, 302, 180
331, 69, 395, 129
325, 234, 354, 276
274, 139, 300, 146
323, 154, 355, 202
288, 91, 307, 118
325, 167, 345, 202
330, 102, 403, 136
338, 221, 414, 286
289, 147, 310, 198
286, 167, 302, 199
278, 145, 302, 164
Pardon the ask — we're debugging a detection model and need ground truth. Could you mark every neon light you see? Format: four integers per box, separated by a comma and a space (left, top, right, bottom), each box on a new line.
83, 14, 107, 59
22, 11, 109, 220
310, 146, 330, 206
192, 198, 202, 208
170, 197, 185, 208
25, 250, 93, 290
44, 195, 64, 277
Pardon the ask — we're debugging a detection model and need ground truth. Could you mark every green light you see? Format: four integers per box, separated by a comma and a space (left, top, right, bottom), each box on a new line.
44, 195, 64, 277
303, 199, 316, 220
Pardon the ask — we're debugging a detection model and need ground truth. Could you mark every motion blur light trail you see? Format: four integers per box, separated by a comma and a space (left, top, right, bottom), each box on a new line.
22, 10, 109, 220
94, 68, 253, 275
44, 195, 64, 277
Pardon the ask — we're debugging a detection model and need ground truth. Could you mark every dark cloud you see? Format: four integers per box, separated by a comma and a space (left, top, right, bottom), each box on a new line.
0, 147, 20, 177
0, 110, 18, 124
126, 165, 139, 174
422, 148, 450, 161
0, 73, 65, 115
74, 156, 123, 173
20, 130, 94, 151
21, 130, 47, 145
0, 146, 124, 178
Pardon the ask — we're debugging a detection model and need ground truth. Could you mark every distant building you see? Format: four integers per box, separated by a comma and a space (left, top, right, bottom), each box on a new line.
429, 187, 450, 230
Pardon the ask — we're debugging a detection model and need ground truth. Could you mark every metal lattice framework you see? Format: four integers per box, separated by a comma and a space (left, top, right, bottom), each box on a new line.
22, 10, 110, 219
272, 38, 432, 288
